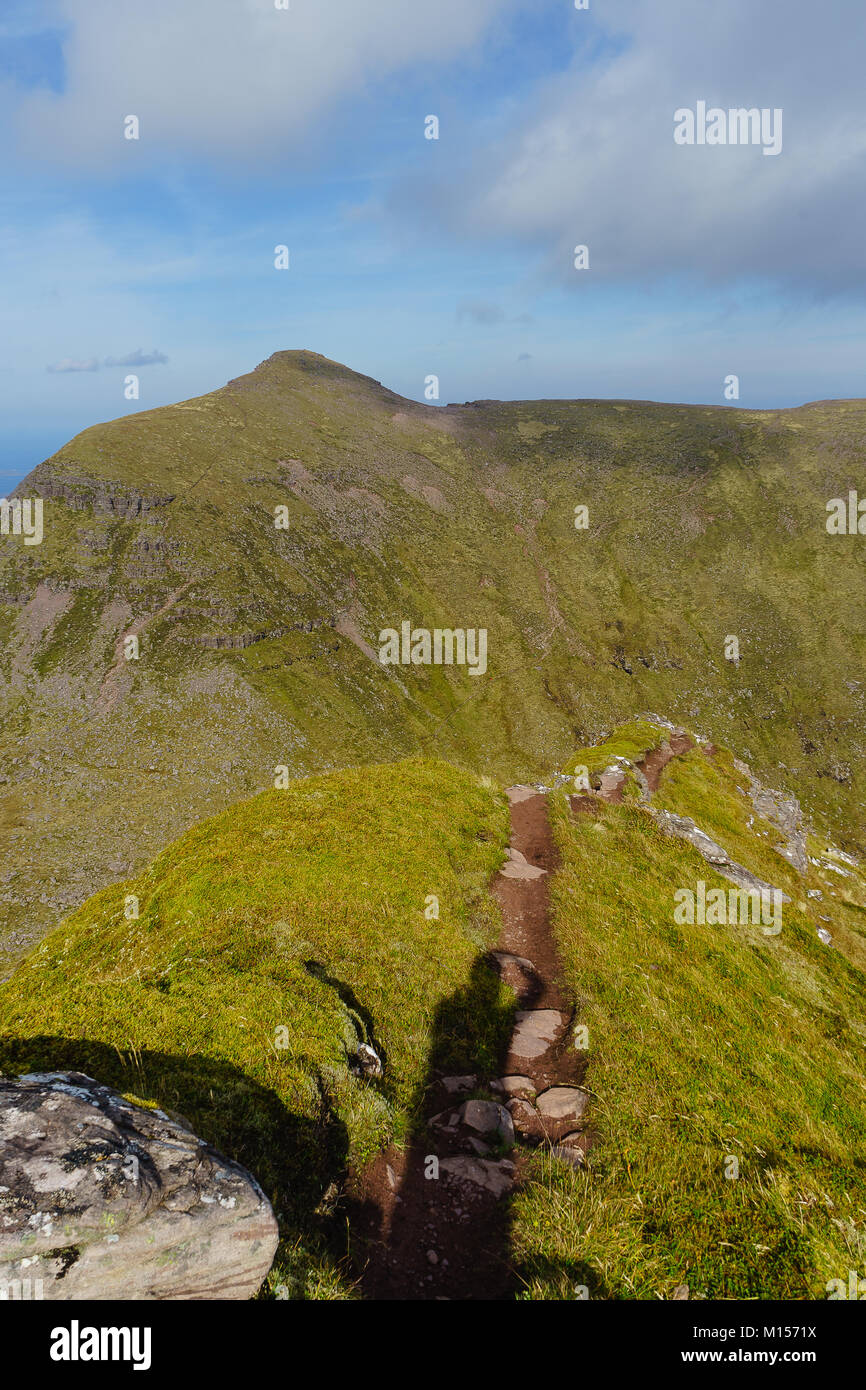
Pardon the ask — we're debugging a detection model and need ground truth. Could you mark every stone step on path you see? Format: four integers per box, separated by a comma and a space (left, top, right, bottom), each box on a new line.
508, 1008, 567, 1061
430, 784, 595, 1223
355, 781, 591, 1300
492, 789, 592, 1173
362, 735, 744, 1297
499, 847, 547, 881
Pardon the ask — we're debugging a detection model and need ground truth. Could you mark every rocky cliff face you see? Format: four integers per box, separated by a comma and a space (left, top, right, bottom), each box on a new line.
14, 461, 176, 520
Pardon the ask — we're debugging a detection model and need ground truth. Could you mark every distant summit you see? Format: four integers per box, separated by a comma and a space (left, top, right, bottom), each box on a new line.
1, 356, 864, 972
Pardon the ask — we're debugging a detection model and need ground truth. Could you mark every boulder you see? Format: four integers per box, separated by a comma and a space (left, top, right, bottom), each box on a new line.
0, 1072, 279, 1300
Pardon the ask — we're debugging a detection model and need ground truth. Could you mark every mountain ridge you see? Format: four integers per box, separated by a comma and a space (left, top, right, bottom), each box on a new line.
1, 351, 865, 971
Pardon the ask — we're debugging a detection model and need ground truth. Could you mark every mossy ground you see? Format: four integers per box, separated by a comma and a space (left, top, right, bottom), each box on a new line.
0, 757, 511, 1298
1, 720, 864, 1299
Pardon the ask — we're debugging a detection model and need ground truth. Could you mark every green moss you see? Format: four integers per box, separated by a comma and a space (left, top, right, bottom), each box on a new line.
563, 719, 666, 778
5, 357, 866, 958
0, 756, 510, 1298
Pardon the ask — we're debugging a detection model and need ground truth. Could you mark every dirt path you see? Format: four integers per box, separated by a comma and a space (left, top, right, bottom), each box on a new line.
638, 731, 694, 792
348, 727, 711, 1298
95, 579, 196, 713
348, 787, 588, 1299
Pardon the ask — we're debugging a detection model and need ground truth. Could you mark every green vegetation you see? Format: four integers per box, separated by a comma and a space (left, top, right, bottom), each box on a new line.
2, 714, 864, 1299
0, 757, 511, 1298
562, 718, 664, 780
2, 352, 866, 966
3, 352, 866, 1300
512, 734, 866, 1299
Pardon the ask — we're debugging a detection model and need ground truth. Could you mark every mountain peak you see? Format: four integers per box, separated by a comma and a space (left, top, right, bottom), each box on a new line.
227, 348, 406, 406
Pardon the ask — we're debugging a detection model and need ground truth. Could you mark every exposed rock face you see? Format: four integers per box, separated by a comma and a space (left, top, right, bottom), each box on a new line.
15, 462, 176, 520
651, 809, 790, 901
735, 760, 808, 876
0, 1072, 278, 1301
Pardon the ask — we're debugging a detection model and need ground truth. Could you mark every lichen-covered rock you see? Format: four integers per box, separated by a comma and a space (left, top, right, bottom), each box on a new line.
0, 1072, 278, 1300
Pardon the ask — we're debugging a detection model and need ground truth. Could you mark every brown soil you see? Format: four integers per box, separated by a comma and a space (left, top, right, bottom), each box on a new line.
346, 790, 583, 1300
637, 732, 694, 793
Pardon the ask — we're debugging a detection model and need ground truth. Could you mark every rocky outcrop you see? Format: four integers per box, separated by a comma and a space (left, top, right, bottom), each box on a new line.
180, 615, 336, 649
15, 462, 175, 520
734, 758, 808, 876
651, 809, 790, 901
0, 1072, 278, 1300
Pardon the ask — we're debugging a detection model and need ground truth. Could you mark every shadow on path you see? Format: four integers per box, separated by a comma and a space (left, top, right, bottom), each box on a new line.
346, 955, 517, 1299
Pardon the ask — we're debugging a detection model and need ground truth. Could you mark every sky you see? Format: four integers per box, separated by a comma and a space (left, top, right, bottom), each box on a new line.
2, 0, 866, 492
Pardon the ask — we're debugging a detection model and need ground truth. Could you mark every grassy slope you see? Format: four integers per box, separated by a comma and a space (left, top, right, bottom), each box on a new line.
2, 718, 864, 1299
0, 757, 511, 1298
512, 734, 866, 1299
2, 353, 866, 965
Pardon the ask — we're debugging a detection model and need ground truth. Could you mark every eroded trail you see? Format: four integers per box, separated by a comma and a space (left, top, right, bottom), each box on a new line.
349, 786, 589, 1299
491, 788, 588, 1154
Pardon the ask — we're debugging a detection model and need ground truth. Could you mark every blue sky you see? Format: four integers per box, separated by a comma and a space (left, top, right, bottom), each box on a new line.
2, 0, 866, 492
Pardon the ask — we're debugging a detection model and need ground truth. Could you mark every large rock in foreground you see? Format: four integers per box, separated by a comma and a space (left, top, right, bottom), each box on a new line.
0, 1072, 279, 1300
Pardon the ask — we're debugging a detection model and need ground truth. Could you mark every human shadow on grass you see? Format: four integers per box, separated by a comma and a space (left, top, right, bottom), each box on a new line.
510, 1254, 613, 1301
0, 1034, 350, 1296
345, 954, 520, 1300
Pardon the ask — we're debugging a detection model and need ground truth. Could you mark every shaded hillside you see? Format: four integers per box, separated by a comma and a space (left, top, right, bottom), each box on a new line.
1, 350, 865, 965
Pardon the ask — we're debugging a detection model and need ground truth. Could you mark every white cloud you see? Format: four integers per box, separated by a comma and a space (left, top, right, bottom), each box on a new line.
11, 0, 514, 166
46, 348, 169, 371
417, 0, 866, 292
457, 299, 506, 324
103, 349, 168, 367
